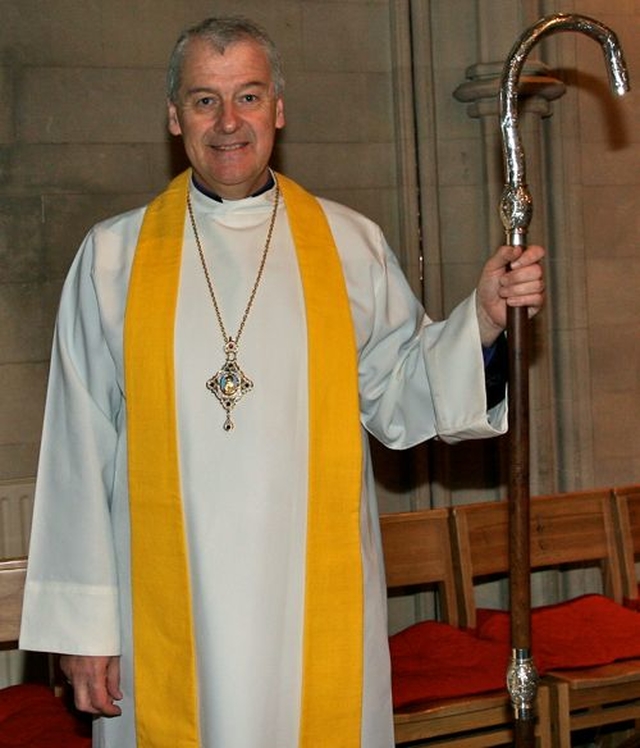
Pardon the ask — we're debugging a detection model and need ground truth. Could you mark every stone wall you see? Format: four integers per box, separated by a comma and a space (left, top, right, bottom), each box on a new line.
563, 0, 640, 485
0, 0, 397, 481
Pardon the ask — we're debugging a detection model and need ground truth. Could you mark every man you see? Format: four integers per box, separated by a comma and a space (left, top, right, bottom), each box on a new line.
20, 16, 544, 748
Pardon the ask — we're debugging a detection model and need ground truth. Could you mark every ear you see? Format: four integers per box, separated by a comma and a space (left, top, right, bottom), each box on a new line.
275, 97, 286, 130
167, 100, 182, 136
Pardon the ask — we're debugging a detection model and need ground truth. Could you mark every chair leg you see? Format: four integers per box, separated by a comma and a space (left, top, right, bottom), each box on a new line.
537, 685, 552, 748
549, 682, 571, 748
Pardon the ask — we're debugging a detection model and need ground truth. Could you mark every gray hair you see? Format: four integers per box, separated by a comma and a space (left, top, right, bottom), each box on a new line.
167, 16, 285, 103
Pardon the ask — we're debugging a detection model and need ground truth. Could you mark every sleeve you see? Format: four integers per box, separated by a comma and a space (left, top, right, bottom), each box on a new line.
19, 230, 123, 656
357, 238, 507, 449
483, 334, 508, 411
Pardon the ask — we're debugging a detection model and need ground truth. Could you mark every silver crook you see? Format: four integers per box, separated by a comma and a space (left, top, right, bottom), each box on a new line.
499, 13, 630, 247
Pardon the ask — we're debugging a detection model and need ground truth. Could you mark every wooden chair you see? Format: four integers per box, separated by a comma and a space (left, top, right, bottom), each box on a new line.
452, 490, 640, 748
381, 508, 551, 747
612, 484, 640, 606
0, 557, 91, 746
0, 558, 26, 645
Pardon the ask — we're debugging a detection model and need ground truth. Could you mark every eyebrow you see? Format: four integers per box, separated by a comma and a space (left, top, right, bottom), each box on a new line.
183, 81, 271, 97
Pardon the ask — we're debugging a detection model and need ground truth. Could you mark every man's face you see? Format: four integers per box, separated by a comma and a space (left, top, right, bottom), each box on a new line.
167, 38, 285, 200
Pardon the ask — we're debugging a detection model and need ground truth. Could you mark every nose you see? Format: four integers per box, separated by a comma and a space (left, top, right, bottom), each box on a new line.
218, 101, 240, 134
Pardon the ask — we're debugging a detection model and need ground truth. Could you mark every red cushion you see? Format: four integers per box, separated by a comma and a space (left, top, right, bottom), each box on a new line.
0, 684, 91, 748
476, 594, 640, 673
389, 620, 509, 709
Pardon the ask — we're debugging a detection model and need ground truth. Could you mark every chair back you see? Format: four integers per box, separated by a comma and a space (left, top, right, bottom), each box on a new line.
612, 484, 640, 601
0, 557, 27, 645
380, 508, 458, 626
452, 489, 622, 628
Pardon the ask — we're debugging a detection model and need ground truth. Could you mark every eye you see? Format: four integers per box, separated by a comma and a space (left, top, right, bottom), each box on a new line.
239, 93, 261, 105
197, 96, 216, 107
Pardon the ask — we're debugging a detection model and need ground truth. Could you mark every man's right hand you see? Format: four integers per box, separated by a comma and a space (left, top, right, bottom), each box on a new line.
60, 654, 123, 717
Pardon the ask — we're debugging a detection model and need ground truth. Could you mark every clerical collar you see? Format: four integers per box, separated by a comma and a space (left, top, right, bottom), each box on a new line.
191, 173, 275, 202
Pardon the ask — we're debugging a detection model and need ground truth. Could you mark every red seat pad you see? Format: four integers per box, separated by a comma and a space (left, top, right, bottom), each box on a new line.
389, 620, 509, 709
0, 684, 91, 748
476, 594, 640, 672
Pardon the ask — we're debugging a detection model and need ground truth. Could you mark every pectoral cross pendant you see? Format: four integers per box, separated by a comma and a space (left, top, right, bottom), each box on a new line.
206, 339, 254, 432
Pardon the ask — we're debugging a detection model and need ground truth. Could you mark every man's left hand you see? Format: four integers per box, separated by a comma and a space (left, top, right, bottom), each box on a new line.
476, 244, 545, 347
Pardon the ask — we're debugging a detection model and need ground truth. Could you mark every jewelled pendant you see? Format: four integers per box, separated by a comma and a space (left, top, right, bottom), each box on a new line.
206, 339, 253, 431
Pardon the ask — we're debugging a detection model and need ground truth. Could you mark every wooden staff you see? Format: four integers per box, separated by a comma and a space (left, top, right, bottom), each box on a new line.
498, 13, 629, 747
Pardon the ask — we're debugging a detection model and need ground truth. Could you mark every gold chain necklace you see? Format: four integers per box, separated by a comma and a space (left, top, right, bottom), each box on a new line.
186, 182, 280, 432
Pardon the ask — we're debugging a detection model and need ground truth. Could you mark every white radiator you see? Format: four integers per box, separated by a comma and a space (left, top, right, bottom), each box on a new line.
0, 477, 35, 687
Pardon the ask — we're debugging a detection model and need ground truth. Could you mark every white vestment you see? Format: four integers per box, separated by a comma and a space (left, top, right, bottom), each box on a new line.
20, 180, 506, 748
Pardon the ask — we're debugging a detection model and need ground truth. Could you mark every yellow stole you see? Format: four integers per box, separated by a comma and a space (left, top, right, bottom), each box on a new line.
124, 170, 363, 747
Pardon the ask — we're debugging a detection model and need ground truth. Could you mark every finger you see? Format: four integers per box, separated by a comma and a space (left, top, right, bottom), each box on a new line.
485, 244, 522, 272
501, 262, 544, 289
106, 658, 123, 702
510, 244, 545, 268
503, 281, 545, 301
71, 677, 103, 715
87, 677, 122, 717
506, 293, 544, 308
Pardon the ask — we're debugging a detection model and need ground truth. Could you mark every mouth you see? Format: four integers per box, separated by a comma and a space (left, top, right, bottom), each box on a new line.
210, 142, 248, 153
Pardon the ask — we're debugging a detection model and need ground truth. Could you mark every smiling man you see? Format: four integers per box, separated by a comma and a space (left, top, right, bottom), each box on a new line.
167, 34, 285, 199
20, 16, 544, 748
